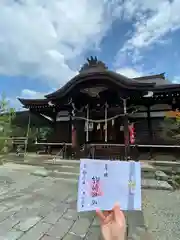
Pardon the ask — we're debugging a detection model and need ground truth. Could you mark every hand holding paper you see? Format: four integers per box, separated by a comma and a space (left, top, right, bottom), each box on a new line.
96, 203, 126, 240
77, 159, 141, 212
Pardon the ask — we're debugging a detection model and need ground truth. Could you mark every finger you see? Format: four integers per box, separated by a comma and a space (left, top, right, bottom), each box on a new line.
104, 212, 114, 224
113, 203, 125, 223
96, 209, 105, 222
103, 210, 112, 217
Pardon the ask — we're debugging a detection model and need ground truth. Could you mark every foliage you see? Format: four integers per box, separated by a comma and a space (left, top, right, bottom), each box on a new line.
160, 115, 180, 143
38, 127, 53, 140
0, 94, 16, 156
0, 95, 53, 156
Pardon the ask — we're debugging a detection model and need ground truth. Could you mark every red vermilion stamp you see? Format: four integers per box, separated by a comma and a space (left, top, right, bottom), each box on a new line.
88, 176, 103, 197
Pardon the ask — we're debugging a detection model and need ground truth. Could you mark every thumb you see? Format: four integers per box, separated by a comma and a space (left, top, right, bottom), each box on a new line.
113, 203, 125, 224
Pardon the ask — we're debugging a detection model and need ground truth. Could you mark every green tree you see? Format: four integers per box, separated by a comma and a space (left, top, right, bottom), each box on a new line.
0, 94, 15, 160
161, 114, 180, 144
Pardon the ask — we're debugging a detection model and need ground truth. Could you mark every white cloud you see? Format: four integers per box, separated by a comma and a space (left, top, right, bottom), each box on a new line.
116, 0, 180, 65
20, 89, 45, 99
172, 76, 180, 84
0, 0, 123, 86
7, 89, 48, 110
116, 67, 142, 78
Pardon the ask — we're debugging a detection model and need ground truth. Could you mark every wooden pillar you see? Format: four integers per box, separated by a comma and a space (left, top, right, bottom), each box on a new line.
69, 111, 72, 143
147, 105, 153, 158
104, 102, 108, 142
123, 98, 130, 160
71, 118, 79, 159
73, 118, 85, 159
124, 115, 130, 160
147, 105, 153, 142
66, 111, 72, 158
85, 105, 89, 143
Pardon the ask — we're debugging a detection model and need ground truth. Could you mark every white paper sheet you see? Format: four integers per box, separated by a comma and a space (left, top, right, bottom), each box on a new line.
77, 159, 141, 212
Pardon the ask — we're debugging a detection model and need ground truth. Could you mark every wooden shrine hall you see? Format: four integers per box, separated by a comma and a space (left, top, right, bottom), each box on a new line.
18, 56, 180, 160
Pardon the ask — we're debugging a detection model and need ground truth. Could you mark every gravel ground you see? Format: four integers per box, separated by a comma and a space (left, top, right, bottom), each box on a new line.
143, 189, 180, 240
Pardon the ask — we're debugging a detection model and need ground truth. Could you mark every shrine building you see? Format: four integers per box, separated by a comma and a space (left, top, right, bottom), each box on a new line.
18, 57, 180, 160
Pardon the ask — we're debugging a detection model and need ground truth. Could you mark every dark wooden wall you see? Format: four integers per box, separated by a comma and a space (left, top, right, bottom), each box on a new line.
48, 122, 71, 143
134, 117, 177, 145
49, 117, 177, 145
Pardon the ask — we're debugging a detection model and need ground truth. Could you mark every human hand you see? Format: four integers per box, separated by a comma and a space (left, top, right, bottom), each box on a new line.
96, 203, 126, 240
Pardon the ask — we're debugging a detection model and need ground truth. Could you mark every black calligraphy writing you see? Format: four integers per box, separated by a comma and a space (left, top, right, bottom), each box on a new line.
81, 163, 87, 208
104, 163, 108, 177
91, 199, 98, 206
82, 165, 87, 185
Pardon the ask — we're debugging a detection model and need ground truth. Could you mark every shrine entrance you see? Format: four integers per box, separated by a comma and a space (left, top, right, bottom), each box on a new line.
87, 119, 125, 144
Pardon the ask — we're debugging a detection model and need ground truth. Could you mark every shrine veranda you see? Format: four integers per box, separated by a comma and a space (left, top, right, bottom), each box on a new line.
17, 57, 180, 160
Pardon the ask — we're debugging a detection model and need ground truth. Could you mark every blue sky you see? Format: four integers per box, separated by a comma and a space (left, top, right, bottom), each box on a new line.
0, 0, 180, 109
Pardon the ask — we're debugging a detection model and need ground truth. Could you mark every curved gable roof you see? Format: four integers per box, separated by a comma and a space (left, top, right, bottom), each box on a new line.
133, 73, 165, 81
18, 98, 50, 106
45, 70, 155, 99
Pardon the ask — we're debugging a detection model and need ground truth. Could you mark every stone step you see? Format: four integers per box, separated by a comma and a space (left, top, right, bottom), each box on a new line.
45, 160, 171, 187
142, 179, 173, 191
49, 171, 79, 180
45, 164, 80, 173
48, 160, 159, 178
155, 165, 180, 174
154, 170, 169, 181
151, 160, 180, 167
58, 165, 80, 173
45, 159, 80, 166
48, 170, 173, 190
50, 177, 78, 183
48, 159, 155, 169
142, 170, 170, 181
141, 170, 155, 179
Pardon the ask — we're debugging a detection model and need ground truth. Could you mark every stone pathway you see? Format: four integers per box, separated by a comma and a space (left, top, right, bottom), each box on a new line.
143, 189, 180, 240
0, 163, 151, 240
0, 164, 99, 240
0, 163, 179, 240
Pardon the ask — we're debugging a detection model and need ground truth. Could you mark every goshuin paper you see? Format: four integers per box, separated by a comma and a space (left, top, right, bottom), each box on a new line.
77, 159, 141, 212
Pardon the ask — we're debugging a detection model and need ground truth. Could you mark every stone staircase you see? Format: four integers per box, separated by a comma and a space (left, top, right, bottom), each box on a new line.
43, 159, 173, 190
44, 159, 80, 182
93, 145, 125, 160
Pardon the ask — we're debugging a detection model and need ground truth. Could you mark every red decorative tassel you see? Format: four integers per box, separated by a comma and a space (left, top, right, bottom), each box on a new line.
72, 124, 77, 148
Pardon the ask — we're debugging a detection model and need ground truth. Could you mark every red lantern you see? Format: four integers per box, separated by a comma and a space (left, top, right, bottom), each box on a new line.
128, 123, 135, 144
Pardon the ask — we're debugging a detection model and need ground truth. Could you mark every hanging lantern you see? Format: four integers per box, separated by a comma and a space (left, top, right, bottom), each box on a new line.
85, 122, 94, 131
120, 125, 124, 131
97, 123, 100, 130
89, 122, 94, 131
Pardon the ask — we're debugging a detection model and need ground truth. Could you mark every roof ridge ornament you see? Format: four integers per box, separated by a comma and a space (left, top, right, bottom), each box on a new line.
79, 56, 108, 73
